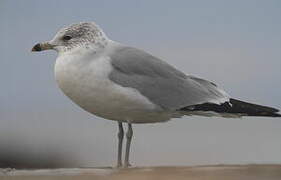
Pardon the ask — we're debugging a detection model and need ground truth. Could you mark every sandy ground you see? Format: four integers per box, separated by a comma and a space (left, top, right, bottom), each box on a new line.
1, 165, 281, 180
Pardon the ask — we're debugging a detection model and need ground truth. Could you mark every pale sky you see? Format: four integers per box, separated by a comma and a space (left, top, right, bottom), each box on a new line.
1, 0, 281, 167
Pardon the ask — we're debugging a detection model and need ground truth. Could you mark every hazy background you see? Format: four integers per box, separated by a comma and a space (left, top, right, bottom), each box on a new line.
1, 0, 281, 168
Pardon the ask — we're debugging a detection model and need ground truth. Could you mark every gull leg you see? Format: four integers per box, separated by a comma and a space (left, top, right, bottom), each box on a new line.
124, 123, 133, 167
117, 122, 124, 168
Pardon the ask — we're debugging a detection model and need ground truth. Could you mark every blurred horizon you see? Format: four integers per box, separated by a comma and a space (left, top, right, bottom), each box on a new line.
1, 0, 281, 168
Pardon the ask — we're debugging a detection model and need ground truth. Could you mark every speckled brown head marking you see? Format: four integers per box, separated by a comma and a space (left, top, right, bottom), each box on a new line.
52, 22, 108, 52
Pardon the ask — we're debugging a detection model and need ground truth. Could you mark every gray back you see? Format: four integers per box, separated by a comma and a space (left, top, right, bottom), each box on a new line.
109, 46, 228, 110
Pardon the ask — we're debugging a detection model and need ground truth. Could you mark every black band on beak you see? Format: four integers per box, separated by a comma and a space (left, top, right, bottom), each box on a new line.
32, 43, 42, 51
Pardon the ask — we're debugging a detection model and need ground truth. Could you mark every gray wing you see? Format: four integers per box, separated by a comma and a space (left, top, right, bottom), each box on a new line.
109, 46, 229, 110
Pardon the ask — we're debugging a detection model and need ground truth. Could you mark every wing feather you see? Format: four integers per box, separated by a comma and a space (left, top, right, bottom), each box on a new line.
109, 46, 229, 110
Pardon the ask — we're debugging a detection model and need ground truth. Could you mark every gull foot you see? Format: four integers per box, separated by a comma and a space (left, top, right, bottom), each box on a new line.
123, 162, 132, 168
116, 162, 123, 168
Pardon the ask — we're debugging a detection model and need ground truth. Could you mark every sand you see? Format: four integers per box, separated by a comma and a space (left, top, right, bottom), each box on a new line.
1, 165, 281, 180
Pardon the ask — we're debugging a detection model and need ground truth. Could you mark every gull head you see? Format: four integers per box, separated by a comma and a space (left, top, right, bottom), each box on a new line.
32, 22, 108, 53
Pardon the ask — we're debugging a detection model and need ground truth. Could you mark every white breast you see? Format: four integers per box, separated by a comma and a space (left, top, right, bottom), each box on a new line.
54, 47, 164, 123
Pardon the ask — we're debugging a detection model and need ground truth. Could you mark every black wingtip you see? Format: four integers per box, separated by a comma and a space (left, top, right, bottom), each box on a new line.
255, 111, 281, 117
272, 113, 281, 117
180, 98, 281, 118
31, 43, 42, 52
229, 98, 281, 117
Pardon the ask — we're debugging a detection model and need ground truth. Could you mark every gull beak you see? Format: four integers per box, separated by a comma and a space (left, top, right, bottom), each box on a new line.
31, 42, 53, 52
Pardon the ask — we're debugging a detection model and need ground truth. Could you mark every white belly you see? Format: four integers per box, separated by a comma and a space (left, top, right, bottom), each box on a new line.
54, 52, 169, 123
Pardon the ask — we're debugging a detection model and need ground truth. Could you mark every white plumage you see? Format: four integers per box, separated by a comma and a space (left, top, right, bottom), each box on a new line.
32, 22, 280, 167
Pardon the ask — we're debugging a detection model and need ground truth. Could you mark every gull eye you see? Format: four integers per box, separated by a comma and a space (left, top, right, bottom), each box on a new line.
62, 35, 72, 41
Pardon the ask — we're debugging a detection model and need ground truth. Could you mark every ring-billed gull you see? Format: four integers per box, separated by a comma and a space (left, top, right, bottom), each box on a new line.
32, 22, 280, 168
